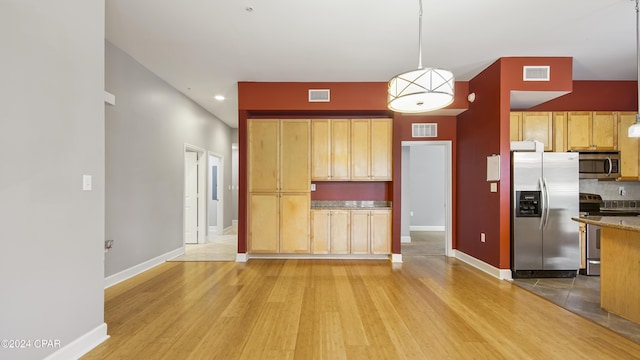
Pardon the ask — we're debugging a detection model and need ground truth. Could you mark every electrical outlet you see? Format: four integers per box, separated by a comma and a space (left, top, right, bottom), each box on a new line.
619, 186, 626, 196
481, 233, 486, 242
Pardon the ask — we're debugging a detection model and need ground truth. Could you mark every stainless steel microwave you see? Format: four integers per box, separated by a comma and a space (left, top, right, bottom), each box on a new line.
576, 151, 620, 179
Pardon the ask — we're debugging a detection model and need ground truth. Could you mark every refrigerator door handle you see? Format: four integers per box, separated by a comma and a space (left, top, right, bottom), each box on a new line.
541, 177, 550, 229
538, 177, 546, 229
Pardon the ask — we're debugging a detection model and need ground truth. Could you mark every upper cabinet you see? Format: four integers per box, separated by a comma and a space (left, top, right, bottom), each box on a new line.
351, 118, 392, 181
618, 112, 640, 180
311, 118, 392, 181
311, 119, 350, 181
510, 112, 553, 151
567, 112, 617, 151
249, 119, 310, 192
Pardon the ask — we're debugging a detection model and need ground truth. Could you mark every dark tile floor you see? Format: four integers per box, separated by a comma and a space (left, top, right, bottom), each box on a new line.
512, 275, 640, 344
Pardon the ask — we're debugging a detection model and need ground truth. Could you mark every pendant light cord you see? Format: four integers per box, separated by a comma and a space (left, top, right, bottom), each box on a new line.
418, 0, 423, 70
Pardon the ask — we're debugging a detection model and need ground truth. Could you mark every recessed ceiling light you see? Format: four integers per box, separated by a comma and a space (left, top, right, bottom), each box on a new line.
214, 95, 225, 101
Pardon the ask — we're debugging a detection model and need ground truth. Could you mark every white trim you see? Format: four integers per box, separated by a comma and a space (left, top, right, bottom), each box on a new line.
401, 235, 412, 243
453, 250, 512, 280
209, 225, 218, 233
409, 225, 445, 231
208, 151, 225, 237
244, 254, 390, 260
184, 144, 207, 245
223, 225, 234, 235
44, 323, 108, 360
391, 253, 403, 263
235, 253, 248, 262
104, 247, 183, 288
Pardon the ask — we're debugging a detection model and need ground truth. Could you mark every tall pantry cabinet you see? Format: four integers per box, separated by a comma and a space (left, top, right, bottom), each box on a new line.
248, 119, 311, 253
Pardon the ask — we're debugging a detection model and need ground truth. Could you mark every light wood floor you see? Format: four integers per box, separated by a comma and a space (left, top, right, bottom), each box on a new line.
83, 256, 640, 359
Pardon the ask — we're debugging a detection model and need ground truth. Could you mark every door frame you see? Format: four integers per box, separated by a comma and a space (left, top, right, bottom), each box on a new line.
401, 140, 453, 257
184, 144, 207, 245
208, 151, 224, 237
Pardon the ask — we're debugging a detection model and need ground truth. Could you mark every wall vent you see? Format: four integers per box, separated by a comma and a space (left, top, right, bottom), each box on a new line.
308, 89, 330, 102
523, 66, 550, 81
412, 123, 437, 138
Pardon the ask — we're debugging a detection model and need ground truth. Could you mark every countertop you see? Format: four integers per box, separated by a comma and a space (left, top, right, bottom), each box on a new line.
572, 215, 640, 232
311, 200, 391, 210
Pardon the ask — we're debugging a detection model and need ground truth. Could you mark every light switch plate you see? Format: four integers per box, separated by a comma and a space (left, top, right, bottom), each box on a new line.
311, 183, 316, 191
490, 182, 497, 192
83, 175, 92, 191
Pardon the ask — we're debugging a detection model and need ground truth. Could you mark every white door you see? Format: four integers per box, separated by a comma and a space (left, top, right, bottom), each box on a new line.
184, 151, 198, 244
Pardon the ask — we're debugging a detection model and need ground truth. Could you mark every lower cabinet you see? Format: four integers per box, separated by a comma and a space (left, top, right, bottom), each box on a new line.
311, 209, 391, 255
311, 210, 350, 254
248, 193, 310, 253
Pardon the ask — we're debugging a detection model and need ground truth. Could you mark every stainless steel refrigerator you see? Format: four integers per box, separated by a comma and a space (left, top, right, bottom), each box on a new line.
511, 151, 579, 278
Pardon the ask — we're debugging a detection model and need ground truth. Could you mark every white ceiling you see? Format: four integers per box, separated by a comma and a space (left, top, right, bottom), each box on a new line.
106, 0, 638, 128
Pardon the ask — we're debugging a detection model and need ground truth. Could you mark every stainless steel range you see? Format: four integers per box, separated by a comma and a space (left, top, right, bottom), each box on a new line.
579, 193, 640, 275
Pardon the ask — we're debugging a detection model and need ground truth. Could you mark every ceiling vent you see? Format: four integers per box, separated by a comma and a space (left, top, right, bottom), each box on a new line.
523, 66, 550, 81
412, 123, 437, 138
308, 89, 330, 102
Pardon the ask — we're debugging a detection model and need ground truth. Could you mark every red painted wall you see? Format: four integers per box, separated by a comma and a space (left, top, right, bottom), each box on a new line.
530, 80, 637, 111
237, 81, 468, 255
392, 114, 459, 253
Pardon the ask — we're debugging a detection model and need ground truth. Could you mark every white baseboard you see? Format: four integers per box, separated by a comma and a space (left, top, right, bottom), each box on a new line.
410, 226, 445, 231
391, 253, 403, 263
453, 250, 511, 280
209, 225, 218, 233
44, 323, 108, 360
244, 254, 390, 260
223, 225, 233, 234
401, 236, 412, 243
104, 247, 184, 288
236, 253, 248, 262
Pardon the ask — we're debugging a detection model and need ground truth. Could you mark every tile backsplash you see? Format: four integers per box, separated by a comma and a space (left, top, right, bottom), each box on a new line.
580, 179, 640, 208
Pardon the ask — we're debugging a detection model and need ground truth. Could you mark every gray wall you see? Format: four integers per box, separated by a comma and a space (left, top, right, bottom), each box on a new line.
407, 145, 446, 228
105, 41, 235, 277
0, 2, 106, 359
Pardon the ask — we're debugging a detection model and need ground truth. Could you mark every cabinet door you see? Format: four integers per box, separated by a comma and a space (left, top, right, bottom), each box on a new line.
350, 211, 370, 254
280, 120, 310, 192
248, 193, 279, 253
330, 210, 350, 254
370, 210, 391, 254
311, 210, 330, 254
351, 119, 371, 180
311, 120, 331, 180
248, 119, 279, 192
552, 112, 568, 152
279, 193, 310, 253
522, 112, 552, 151
567, 112, 593, 150
592, 112, 617, 150
618, 112, 639, 180
510, 112, 522, 142
370, 118, 392, 180
331, 119, 351, 180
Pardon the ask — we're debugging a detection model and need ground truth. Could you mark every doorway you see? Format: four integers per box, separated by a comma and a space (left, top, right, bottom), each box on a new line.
184, 145, 206, 245
401, 141, 453, 257
208, 153, 224, 238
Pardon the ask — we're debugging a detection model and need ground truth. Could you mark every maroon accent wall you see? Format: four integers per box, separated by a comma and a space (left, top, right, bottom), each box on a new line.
456, 56, 581, 270
237, 81, 468, 255
392, 114, 459, 254
311, 182, 391, 201
530, 80, 637, 111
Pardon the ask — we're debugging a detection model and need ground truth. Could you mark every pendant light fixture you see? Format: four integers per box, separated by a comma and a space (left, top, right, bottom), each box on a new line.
387, 0, 455, 113
628, 0, 640, 137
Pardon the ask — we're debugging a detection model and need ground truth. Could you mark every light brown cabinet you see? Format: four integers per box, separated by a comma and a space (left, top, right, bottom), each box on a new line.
311, 119, 350, 181
350, 209, 391, 255
311, 210, 350, 254
311, 209, 391, 255
618, 112, 640, 180
510, 112, 553, 151
567, 112, 617, 150
248, 119, 311, 253
351, 118, 392, 180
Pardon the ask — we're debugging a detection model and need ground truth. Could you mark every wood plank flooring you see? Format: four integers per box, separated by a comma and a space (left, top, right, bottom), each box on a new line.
83, 256, 640, 359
